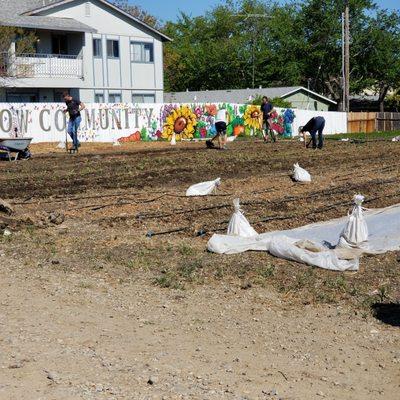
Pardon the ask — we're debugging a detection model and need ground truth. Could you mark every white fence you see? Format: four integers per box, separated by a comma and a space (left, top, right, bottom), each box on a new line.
0, 103, 348, 144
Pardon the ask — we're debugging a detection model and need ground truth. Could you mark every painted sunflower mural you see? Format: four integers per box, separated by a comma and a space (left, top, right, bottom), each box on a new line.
243, 105, 262, 133
162, 105, 197, 141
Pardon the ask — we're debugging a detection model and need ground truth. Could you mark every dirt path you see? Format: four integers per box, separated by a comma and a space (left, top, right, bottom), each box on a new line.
1, 260, 399, 400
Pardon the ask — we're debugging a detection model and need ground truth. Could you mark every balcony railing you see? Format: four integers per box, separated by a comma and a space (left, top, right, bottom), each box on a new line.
0, 53, 83, 79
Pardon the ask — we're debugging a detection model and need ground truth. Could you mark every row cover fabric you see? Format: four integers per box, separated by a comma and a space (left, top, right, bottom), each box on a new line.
186, 178, 221, 196
227, 199, 258, 238
293, 163, 311, 183
208, 203, 400, 271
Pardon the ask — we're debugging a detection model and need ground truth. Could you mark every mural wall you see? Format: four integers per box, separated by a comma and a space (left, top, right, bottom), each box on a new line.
0, 103, 347, 143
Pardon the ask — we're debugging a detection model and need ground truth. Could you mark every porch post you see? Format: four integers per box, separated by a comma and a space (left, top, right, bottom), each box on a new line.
8, 40, 16, 77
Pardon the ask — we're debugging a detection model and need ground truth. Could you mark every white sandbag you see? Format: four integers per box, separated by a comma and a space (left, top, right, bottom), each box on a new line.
293, 163, 311, 183
227, 199, 258, 238
392, 135, 400, 142
57, 141, 66, 149
171, 132, 176, 145
337, 194, 368, 249
186, 178, 221, 196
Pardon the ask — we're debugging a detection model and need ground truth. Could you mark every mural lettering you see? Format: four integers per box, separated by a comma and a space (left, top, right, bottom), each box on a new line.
0, 102, 346, 143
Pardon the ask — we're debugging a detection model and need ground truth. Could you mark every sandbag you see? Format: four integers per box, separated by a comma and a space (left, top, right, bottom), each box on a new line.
227, 199, 258, 237
293, 163, 311, 183
186, 178, 221, 196
171, 132, 176, 145
338, 194, 368, 249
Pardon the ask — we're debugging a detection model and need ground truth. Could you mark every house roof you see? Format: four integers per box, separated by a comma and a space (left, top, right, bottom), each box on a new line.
164, 87, 337, 105
0, 0, 96, 32
23, 0, 172, 42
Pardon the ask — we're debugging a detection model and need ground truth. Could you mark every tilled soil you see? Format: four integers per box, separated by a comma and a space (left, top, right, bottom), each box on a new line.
0, 139, 399, 399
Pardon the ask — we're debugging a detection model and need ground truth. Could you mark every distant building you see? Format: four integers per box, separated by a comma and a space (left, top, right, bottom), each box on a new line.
165, 86, 337, 111
0, 0, 171, 103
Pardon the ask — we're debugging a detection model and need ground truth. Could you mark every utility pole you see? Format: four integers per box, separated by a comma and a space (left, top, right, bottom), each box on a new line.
344, 0, 350, 112
341, 12, 346, 111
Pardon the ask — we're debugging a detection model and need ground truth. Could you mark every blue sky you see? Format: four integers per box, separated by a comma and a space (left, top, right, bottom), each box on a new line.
132, 0, 399, 23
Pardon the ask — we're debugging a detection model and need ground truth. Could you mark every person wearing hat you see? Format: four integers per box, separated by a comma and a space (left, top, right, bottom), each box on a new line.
299, 116, 325, 149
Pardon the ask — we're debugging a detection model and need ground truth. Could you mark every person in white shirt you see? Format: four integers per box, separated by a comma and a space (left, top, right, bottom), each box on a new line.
206, 109, 228, 150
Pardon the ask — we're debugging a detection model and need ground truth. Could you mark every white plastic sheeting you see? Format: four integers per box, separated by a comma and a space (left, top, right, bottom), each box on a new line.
293, 163, 311, 183
227, 199, 258, 238
186, 178, 221, 196
208, 203, 400, 271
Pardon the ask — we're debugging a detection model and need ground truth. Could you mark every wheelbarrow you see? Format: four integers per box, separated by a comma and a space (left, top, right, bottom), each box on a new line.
0, 138, 33, 161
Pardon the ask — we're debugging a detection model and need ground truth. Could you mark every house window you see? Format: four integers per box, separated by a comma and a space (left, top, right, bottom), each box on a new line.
95, 93, 104, 103
93, 39, 102, 57
109, 93, 122, 103
132, 94, 155, 103
107, 40, 119, 58
130, 42, 154, 63
6, 90, 39, 102
52, 34, 68, 55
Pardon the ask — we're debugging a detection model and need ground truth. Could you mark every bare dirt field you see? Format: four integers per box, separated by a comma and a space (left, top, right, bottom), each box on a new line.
0, 139, 399, 399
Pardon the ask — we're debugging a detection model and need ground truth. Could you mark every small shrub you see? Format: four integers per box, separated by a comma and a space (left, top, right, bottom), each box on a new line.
154, 272, 183, 290
179, 243, 194, 256
258, 264, 276, 279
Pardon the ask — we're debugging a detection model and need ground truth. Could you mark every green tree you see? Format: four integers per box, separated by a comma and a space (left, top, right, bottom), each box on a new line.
0, 27, 37, 83
163, 0, 400, 111
0, 27, 37, 54
353, 10, 400, 111
249, 94, 292, 108
163, 0, 273, 92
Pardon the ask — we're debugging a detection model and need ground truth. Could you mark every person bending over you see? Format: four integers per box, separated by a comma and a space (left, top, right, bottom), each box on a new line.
260, 96, 276, 142
63, 92, 85, 151
299, 116, 325, 149
207, 108, 228, 150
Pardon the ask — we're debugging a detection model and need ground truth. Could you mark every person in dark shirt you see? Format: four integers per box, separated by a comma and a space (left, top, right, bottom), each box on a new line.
260, 96, 276, 142
299, 116, 325, 149
63, 92, 85, 151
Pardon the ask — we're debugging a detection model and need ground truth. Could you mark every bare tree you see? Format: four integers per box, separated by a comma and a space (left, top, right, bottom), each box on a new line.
112, 1, 161, 29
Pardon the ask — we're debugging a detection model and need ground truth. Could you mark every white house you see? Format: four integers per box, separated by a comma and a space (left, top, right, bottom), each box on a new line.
0, 0, 171, 103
